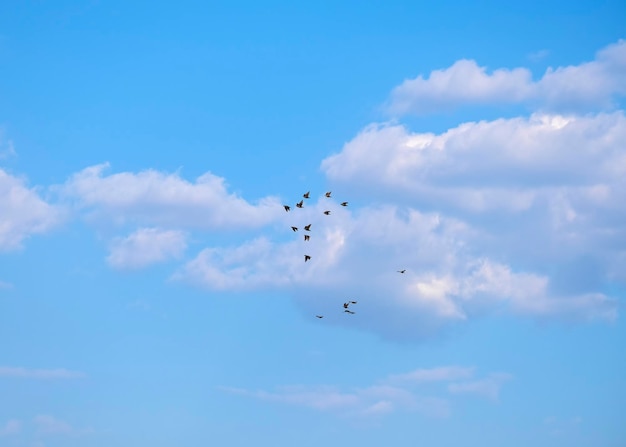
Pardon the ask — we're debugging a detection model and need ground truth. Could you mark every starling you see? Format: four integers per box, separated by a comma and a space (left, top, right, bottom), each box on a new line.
296, 200, 304, 208
304, 255, 311, 262
323, 210, 331, 215
291, 226, 298, 232
284, 205, 291, 212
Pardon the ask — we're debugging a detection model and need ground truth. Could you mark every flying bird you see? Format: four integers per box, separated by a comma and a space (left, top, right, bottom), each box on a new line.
344, 309, 355, 314
340, 202, 348, 206
350, 301, 357, 304
291, 226, 298, 232
397, 269, 406, 273
304, 224, 311, 231
283, 205, 290, 212
296, 200, 304, 208
343, 302, 350, 309
325, 191, 332, 198
304, 255, 311, 262
316, 315, 323, 319
303, 191, 310, 199
304, 235, 310, 241
323, 210, 331, 215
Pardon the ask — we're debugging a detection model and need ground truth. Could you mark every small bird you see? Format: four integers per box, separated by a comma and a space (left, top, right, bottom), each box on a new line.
340, 202, 348, 206
343, 302, 350, 309
304, 235, 310, 241
325, 191, 332, 198
397, 269, 406, 273
296, 200, 304, 208
304, 255, 311, 262
303, 191, 310, 199
291, 226, 298, 232
284, 205, 291, 212
323, 210, 331, 215
350, 301, 357, 304
304, 224, 311, 231
316, 315, 323, 319
344, 309, 355, 314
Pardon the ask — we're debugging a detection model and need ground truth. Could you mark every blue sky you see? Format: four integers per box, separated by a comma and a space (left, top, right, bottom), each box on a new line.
1, 1, 625, 446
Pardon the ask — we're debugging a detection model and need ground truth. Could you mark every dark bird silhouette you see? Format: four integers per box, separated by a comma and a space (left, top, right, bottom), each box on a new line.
304, 235, 310, 241
304, 255, 311, 262
350, 301, 357, 304
291, 226, 298, 232
397, 269, 406, 273
323, 210, 331, 215
284, 205, 290, 212
344, 309, 355, 314
343, 302, 350, 309
303, 191, 310, 199
296, 200, 304, 208
340, 202, 348, 206
316, 315, 323, 318
304, 224, 311, 231
325, 191, 332, 198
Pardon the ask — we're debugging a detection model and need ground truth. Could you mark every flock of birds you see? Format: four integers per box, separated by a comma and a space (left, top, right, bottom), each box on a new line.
283, 191, 407, 320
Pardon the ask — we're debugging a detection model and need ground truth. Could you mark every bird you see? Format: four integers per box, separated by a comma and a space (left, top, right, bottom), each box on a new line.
304, 255, 311, 262
344, 309, 355, 314
304, 224, 311, 231
316, 315, 323, 318
325, 191, 332, 198
397, 269, 406, 273
291, 226, 298, 232
304, 235, 310, 241
296, 200, 304, 208
343, 302, 350, 309
303, 191, 310, 199
340, 202, 348, 207
284, 205, 291, 212
323, 210, 331, 215
350, 301, 357, 304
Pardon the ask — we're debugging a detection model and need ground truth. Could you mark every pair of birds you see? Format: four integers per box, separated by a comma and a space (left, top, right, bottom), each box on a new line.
315, 300, 357, 318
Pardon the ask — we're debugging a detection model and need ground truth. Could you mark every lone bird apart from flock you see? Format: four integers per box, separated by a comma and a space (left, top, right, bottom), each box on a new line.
284, 205, 290, 212
304, 255, 311, 262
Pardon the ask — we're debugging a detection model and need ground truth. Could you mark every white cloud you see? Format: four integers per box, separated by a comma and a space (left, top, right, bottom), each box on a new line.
222, 365, 509, 418
107, 227, 187, 270
388, 39, 626, 114
0, 366, 85, 379
60, 163, 282, 229
388, 366, 475, 383
0, 419, 21, 436
33, 415, 93, 437
175, 202, 616, 341
448, 373, 513, 401
0, 169, 63, 251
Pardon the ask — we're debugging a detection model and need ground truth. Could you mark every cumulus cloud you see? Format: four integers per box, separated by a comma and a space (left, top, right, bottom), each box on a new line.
107, 227, 187, 269
175, 203, 616, 341
60, 163, 282, 229
221, 366, 509, 418
388, 39, 626, 114
0, 169, 63, 251
0, 366, 85, 379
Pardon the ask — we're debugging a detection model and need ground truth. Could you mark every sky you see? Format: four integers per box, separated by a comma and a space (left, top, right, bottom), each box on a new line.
1, 1, 625, 446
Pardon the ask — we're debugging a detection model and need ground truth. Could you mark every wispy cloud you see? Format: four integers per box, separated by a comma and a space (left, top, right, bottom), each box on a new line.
388, 39, 626, 114
0, 419, 21, 436
34, 415, 92, 436
0, 366, 85, 379
221, 366, 510, 418
107, 227, 187, 270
